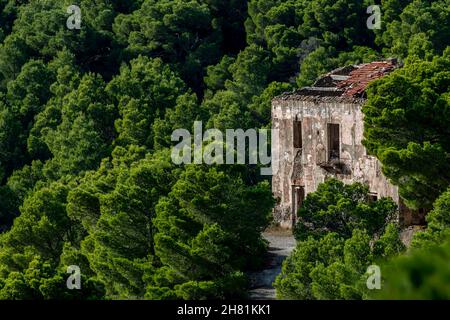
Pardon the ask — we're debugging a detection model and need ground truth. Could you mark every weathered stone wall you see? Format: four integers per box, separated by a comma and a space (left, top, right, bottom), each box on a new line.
272, 98, 400, 228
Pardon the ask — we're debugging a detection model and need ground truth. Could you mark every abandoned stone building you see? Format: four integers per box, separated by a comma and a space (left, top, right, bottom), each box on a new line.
272, 60, 424, 229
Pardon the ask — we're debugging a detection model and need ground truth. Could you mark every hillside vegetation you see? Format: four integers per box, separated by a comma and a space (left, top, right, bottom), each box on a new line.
0, 0, 448, 299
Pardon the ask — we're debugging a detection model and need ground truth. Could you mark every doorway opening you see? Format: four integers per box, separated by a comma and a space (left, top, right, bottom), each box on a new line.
292, 186, 305, 227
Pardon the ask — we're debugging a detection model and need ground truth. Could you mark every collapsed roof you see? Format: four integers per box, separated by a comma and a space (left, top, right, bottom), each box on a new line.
274, 59, 400, 103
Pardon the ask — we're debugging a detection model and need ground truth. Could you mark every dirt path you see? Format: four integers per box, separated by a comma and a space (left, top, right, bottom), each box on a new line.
248, 231, 296, 300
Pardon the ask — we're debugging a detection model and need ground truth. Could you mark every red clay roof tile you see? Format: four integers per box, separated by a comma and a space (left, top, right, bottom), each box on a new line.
336, 61, 397, 97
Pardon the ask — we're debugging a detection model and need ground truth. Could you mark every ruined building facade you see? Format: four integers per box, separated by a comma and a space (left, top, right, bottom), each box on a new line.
272, 60, 424, 229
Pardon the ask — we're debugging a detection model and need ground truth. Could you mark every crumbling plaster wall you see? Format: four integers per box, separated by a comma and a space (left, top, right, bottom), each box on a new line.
272, 99, 399, 228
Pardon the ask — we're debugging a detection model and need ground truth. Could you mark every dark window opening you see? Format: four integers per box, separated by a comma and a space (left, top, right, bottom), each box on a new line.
418, 208, 427, 215
368, 193, 378, 203
293, 121, 302, 149
327, 123, 340, 160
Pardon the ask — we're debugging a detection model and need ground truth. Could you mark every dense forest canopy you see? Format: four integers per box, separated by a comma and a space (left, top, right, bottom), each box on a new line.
0, 0, 448, 299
